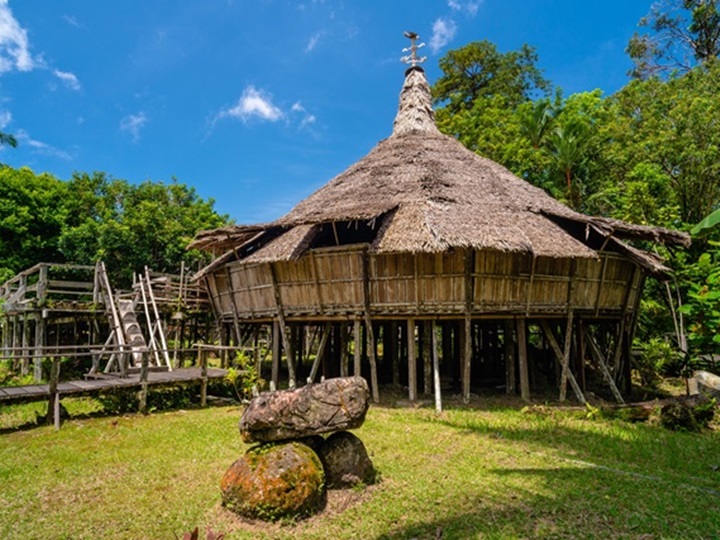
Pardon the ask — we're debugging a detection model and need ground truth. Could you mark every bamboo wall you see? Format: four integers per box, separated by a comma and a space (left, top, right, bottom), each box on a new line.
206, 246, 641, 322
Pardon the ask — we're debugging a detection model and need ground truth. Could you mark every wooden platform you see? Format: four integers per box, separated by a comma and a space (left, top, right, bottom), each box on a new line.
0, 367, 228, 405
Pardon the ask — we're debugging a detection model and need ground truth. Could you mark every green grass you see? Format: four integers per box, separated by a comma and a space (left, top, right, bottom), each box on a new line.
1, 396, 719, 539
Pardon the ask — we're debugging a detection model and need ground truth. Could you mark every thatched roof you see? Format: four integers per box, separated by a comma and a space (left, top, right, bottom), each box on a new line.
192, 66, 689, 278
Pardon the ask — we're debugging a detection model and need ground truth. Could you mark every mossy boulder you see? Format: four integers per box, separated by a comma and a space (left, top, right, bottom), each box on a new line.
221, 442, 325, 520
319, 431, 376, 488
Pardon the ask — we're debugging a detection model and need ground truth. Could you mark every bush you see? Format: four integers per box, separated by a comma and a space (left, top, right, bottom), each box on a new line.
635, 338, 683, 387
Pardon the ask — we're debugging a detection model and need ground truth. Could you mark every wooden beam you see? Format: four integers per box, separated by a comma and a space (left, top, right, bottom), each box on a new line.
558, 310, 574, 402
585, 327, 625, 404
539, 320, 587, 405
407, 318, 417, 401
525, 255, 537, 317
463, 249, 474, 403
422, 320, 432, 396
271, 321, 280, 387
504, 320, 516, 395
463, 314, 472, 403
269, 263, 296, 387
594, 254, 609, 316
353, 319, 362, 377
517, 318, 530, 402
310, 251, 325, 315
308, 322, 332, 383
432, 320, 442, 413
361, 249, 379, 403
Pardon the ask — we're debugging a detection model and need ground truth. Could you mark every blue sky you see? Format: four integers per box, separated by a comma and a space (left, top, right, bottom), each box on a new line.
0, 0, 651, 224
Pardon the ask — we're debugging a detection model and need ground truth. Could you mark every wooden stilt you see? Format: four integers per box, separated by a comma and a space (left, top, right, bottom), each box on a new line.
308, 322, 331, 383
504, 320, 516, 395
540, 320, 587, 404
21, 314, 30, 377
271, 321, 280, 388
422, 320, 432, 396
269, 263, 296, 387
463, 249, 474, 404
353, 319, 362, 377
34, 316, 45, 382
407, 318, 417, 401
432, 320, 442, 413
340, 324, 349, 377
463, 314, 472, 403
390, 321, 399, 386
517, 318, 530, 402
558, 310, 574, 402
577, 319, 587, 392
360, 249, 380, 402
585, 327, 625, 404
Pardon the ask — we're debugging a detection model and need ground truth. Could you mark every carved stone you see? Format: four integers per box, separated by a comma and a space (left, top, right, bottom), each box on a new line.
240, 376, 370, 443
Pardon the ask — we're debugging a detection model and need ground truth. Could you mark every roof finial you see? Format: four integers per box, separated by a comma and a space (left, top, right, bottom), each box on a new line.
401, 31, 426, 68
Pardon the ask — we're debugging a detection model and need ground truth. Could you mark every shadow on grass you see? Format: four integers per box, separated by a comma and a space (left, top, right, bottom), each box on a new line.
371, 465, 720, 540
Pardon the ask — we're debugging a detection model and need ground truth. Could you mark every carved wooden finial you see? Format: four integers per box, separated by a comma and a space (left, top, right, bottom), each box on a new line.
401, 31, 426, 68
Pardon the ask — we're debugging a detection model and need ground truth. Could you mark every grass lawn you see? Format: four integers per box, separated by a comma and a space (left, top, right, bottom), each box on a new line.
1, 394, 719, 539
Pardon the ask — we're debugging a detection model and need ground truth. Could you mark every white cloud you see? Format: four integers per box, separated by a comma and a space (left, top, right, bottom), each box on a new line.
291, 101, 316, 129
120, 112, 148, 142
0, 109, 10, 129
15, 129, 71, 160
53, 69, 81, 91
219, 86, 283, 123
448, 0, 482, 16
430, 18, 457, 53
0, 0, 37, 73
62, 14, 80, 28
306, 32, 321, 52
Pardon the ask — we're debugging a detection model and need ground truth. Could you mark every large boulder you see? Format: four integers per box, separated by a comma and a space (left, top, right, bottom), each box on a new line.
318, 431, 376, 488
220, 442, 325, 520
240, 376, 370, 443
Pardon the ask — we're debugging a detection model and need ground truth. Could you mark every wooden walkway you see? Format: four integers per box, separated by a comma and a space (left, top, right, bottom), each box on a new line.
0, 367, 228, 405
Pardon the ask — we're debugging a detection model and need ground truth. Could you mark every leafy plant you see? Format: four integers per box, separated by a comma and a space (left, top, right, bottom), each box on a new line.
224, 351, 264, 402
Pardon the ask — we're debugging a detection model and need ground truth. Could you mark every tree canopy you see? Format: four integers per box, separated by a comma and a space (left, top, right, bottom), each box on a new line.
0, 168, 230, 286
627, 0, 720, 79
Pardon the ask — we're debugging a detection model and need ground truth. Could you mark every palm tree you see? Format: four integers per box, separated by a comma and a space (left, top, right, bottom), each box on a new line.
545, 121, 591, 208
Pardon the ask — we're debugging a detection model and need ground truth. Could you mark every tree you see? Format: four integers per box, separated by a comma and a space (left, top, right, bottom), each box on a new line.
596, 64, 720, 225
432, 41, 550, 114
0, 167, 68, 282
59, 173, 231, 286
627, 0, 720, 79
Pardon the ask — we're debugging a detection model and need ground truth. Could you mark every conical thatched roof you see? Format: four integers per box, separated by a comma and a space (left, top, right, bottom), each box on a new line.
192, 66, 689, 278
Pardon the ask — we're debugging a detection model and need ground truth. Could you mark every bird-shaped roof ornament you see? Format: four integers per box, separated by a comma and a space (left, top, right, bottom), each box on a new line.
401, 31, 426, 68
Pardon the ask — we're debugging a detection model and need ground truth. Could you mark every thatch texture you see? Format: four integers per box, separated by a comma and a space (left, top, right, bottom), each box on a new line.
192, 66, 689, 277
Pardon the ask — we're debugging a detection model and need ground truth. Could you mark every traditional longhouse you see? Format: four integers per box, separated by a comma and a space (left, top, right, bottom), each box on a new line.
191, 45, 689, 406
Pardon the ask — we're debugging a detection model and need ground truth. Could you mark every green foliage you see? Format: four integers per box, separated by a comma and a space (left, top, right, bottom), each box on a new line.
678, 241, 720, 357
0, 361, 33, 387
96, 384, 197, 414
225, 351, 264, 401
636, 339, 684, 388
0, 166, 230, 287
660, 398, 716, 431
432, 40, 550, 115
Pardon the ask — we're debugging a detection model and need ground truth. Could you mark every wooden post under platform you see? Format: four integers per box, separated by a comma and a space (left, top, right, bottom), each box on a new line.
432, 320, 442, 413
517, 318, 530, 402
540, 320, 587, 405
504, 320, 516, 395
407, 318, 417, 401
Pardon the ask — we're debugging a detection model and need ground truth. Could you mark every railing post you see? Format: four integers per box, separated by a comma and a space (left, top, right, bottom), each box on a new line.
138, 350, 149, 414
200, 348, 208, 407
47, 356, 61, 430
